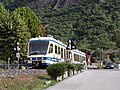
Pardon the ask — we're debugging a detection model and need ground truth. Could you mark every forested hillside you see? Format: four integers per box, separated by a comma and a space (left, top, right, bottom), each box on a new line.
1, 0, 120, 52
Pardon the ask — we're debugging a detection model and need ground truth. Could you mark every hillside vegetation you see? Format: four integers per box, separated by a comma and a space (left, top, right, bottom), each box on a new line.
26, 0, 120, 50
0, 3, 43, 62
1, 0, 120, 53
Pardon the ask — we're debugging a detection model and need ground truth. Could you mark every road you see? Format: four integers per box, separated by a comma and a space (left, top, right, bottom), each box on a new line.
45, 70, 120, 90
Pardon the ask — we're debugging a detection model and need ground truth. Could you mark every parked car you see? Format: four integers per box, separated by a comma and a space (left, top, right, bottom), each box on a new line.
104, 62, 118, 69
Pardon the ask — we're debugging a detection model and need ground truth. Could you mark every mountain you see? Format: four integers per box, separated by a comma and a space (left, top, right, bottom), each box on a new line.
1, 0, 120, 52
0, 0, 80, 11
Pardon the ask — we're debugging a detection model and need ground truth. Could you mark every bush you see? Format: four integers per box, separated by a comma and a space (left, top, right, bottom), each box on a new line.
46, 63, 66, 80
76, 64, 84, 71
65, 63, 77, 75
0, 60, 6, 64
69, 64, 77, 70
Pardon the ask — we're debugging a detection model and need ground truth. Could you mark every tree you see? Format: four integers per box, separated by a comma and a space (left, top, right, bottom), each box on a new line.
13, 7, 42, 38
0, 3, 31, 63
10, 12, 31, 61
0, 3, 10, 61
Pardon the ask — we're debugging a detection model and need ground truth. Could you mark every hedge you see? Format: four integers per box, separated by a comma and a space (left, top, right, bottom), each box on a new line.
46, 63, 66, 80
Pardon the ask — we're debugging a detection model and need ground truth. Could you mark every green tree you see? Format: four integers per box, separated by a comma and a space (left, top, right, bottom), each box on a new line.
13, 7, 42, 38
10, 12, 31, 61
0, 3, 10, 61
0, 3, 30, 63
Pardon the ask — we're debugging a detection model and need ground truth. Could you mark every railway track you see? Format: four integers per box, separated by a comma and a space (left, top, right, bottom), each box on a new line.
0, 69, 47, 78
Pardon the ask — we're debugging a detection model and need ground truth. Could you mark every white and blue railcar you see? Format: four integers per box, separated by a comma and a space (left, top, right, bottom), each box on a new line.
28, 36, 67, 68
71, 50, 86, 65
27, 36, 86, 68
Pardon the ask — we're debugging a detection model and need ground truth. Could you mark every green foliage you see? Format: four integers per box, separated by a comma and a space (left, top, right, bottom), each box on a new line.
0, 60, 5, 64
66, 63, 84, 71
10, 12, 31, 59
0, 3, 42, 63
0, 3, 31, 62
46, 63, 66, 80
67, 63, 77, 70
13, 7, 42, 38
0, 74, 57, 90
1, 0, 120, 49
62, 62, 84, 75
0, 4, 39, 62
33, 0, 120, 50
76, 64, 84, 71
1, 0, 120, 61
0, 3, 11, 60
1, 1, 120, 49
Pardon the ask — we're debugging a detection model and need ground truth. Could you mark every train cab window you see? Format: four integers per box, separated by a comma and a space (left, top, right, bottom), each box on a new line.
61, 48, 63, 58
55, 45, 57, 54
48, 44, 53, 53
58, 47, 60, 55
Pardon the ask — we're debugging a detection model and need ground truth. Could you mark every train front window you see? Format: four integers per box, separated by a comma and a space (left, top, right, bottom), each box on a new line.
29, 40, 49, 55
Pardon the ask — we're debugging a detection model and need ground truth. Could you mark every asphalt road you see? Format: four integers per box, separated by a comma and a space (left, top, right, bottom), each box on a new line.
45, 69, 120, 90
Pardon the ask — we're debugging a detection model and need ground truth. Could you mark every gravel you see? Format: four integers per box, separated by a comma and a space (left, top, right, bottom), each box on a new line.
0, 69, 47, 78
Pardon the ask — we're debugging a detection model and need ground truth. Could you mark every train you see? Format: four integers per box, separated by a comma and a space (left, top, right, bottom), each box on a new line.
27, 36, 86, 68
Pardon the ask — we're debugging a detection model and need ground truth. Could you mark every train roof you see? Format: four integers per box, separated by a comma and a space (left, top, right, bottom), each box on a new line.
29, 37, 86, 57
29, 36, 67, 47
72, 49, 86, 57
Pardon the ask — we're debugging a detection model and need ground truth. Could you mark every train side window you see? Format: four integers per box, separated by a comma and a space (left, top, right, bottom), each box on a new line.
61, 48, 63, 58
55, 45, 57, 54
64, 49, 66, 60
58, 47, 60, 55
74, 54, 79, 61
49, 44, 53, 53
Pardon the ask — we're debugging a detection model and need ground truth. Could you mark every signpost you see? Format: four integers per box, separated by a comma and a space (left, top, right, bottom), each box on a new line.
14, 42, 20, 69
8, 58, 10, 69
86, 51, 92, 65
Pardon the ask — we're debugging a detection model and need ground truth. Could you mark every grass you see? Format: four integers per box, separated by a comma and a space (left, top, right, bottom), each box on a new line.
0, 74, 57, 90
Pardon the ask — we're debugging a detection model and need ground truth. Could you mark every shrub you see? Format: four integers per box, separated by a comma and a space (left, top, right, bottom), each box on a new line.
76, 64, 84, 72
0, 60, 6, 64
61, 62, 70, 69
46, 63, 66, 80
70, 64, 77, 70
66, 63, 77, 75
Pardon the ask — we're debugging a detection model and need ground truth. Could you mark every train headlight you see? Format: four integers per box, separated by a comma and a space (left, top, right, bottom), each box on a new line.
42, 57, 46, 60
42, 57, 44, 60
